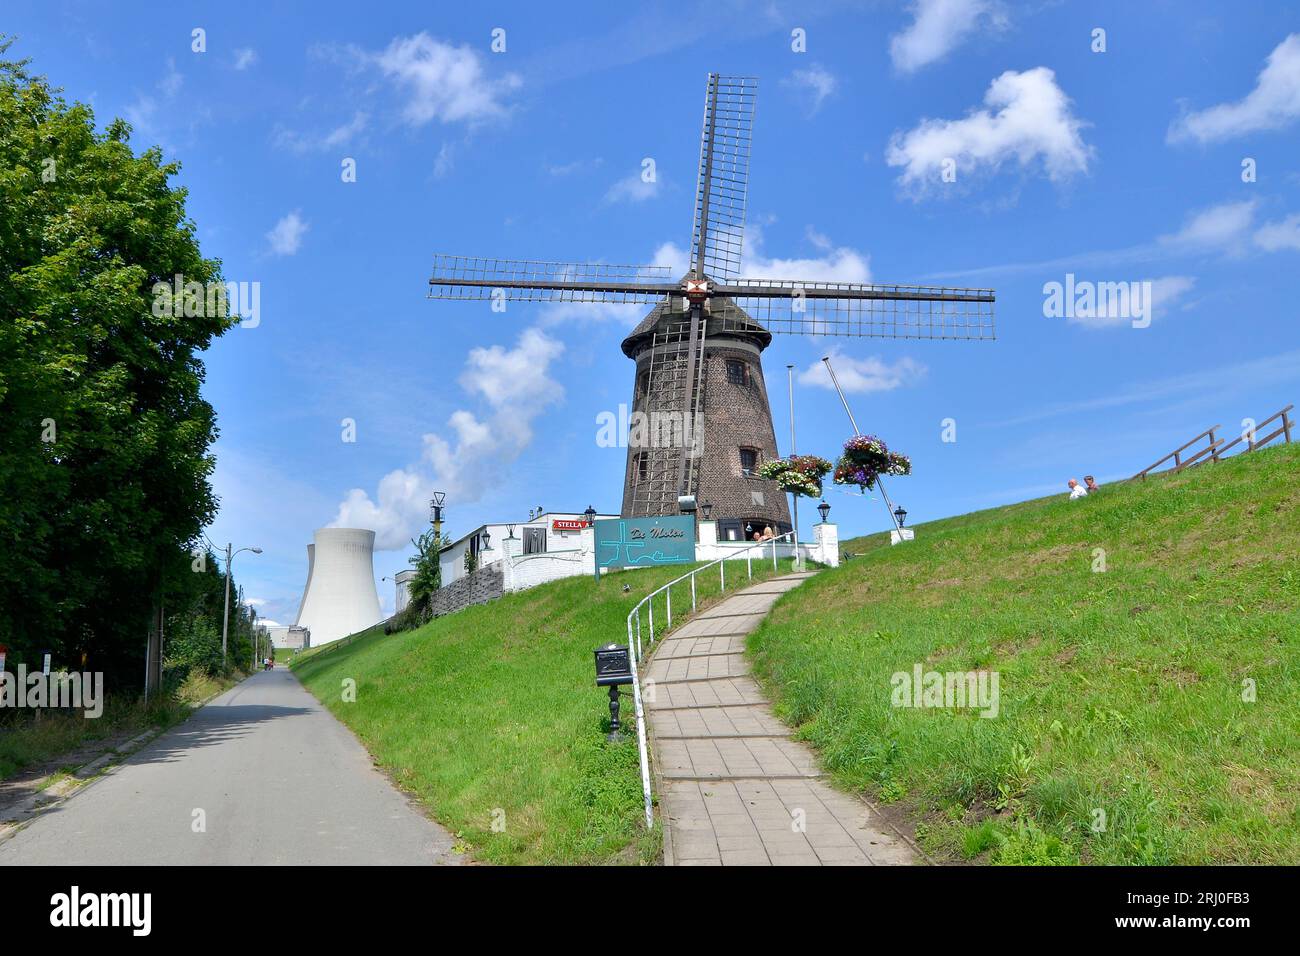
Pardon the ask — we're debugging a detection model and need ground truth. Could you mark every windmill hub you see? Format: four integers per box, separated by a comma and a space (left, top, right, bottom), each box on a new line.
682, 279, 711, 302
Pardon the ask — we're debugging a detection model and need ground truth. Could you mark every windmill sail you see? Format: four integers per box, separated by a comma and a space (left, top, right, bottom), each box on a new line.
690, 74, 757, 282
428, 254, 674, 304
719, 279, 996, 340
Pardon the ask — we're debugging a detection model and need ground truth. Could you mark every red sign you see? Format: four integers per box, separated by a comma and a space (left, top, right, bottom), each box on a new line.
552, 518, 591, 532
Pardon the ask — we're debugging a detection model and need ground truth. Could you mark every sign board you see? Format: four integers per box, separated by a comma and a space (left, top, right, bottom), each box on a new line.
594, 515, 696, 571
551, 518, 589, 532
890, 528, 915, 545
594, 644, 633, 686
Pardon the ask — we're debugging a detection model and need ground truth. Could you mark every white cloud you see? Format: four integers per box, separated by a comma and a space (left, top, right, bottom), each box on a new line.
1169, 34, 1300, 144
604, 168, 661, 203
275, 112, 369, 153
742, 224, 872, 282
332, 328, 565, 549
433, 142, 455, 178
372, 32, 521, 127
266, 211, 308, 256
233, 47, 258, 71
798, 352, 926, 393
546, 157, 604, 176
890, 0, 1007, 74
1158, 199, 1257, 252
783, 64, 837, 113
1254, 212, 1300, 252
886, 67, 1092, 192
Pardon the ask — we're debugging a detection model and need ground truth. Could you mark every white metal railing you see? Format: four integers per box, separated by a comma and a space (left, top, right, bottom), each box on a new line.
622, 531, 799, 829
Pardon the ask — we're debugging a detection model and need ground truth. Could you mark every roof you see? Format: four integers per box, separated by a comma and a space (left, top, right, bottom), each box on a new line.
621, 283, 772, 358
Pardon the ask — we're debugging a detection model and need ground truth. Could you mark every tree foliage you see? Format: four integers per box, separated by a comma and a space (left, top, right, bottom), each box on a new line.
0, 38, 231, 683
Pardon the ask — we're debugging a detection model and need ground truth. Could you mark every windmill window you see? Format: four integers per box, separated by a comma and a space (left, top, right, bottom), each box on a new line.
726, 359, 749, 386
637, 370, 650, 398
739, 447, 759, 476
635, 451, 649, 481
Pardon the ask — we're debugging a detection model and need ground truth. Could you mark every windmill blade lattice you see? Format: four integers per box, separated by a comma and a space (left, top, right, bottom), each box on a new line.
428, 254, 675, 304
690, 75, 757, 282
719, 279, 996, 340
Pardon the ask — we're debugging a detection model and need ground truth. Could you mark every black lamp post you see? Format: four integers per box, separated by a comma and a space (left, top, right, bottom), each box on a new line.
583, 504, 597, 526
893, 505, 908, 528
481, 529, 492, 550
701, 501, 713, 520
817, 500, 831, 524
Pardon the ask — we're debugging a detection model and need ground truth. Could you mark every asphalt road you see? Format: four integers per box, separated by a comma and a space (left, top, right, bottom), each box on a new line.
0, 667, 461, 865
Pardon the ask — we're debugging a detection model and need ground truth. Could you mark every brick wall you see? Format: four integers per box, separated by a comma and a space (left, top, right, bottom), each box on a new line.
428, 561, 504, 618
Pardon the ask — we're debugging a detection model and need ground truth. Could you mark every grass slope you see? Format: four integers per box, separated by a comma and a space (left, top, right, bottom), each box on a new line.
750, 443, 1300, 864
292, 556, 799, 865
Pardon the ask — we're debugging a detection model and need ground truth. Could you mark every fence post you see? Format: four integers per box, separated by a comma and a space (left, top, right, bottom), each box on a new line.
747, 553, 752, 579
666, 587, 672, 631
691, 574, 696, 612
1285, 409, 1293, 444
720, 559, 725, 592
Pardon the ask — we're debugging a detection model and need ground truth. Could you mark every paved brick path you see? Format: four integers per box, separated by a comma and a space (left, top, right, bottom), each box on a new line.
645, 571, 916, 866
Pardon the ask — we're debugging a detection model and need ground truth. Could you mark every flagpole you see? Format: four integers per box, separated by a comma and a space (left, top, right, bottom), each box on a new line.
821, 356, 903, 534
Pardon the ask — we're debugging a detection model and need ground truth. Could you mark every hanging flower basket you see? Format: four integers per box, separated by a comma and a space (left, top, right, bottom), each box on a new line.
833, 435, 912, 490
756, 454, 833, 498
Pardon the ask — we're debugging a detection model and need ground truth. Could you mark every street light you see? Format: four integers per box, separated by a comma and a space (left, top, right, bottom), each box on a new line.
893, 505, 908, 528
430, 491, 446, 537
583, 504, 597, 526
817, 500, 831, 524
221, 544, 262, 668
701, 501, 712, 520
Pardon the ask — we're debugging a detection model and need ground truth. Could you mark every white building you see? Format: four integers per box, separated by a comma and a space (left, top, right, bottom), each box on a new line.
432, 510, 839, 598
393, 569, 415, 613
265, 624, 311, 650
439, 511, 619, 591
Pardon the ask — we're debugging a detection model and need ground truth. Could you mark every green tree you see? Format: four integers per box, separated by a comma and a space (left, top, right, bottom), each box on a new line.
0, 38, 231, 684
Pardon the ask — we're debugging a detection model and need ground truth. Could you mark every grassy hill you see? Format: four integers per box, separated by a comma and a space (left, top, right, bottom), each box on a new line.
290, 556, 798, 865
749, 443, 1300, 864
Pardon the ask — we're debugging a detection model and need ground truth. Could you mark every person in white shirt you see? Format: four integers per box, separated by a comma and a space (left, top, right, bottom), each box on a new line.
1067, 478, 1088, 500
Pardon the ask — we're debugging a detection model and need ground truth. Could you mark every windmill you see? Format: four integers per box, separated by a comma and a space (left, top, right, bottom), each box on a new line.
429, 74, 995, 534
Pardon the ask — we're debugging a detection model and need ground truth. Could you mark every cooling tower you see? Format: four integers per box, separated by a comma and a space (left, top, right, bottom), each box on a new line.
294, 528, 383, 646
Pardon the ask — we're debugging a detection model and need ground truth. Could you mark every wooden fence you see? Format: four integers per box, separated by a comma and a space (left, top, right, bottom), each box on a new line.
1133, 404, 1293, 480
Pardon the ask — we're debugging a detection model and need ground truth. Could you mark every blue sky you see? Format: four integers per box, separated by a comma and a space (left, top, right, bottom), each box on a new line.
11, 1, 1300, 622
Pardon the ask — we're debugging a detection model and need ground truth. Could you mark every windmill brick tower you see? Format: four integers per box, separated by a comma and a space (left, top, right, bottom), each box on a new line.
619, 295, 790, 539
428, 74, 995, 535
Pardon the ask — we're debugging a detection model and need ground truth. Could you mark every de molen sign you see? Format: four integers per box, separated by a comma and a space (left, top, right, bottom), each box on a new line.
594, 515, 696, 576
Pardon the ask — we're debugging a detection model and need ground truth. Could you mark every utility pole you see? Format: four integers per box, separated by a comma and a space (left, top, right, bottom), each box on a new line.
786, 364, 800, 570
221, 542, 232, 668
